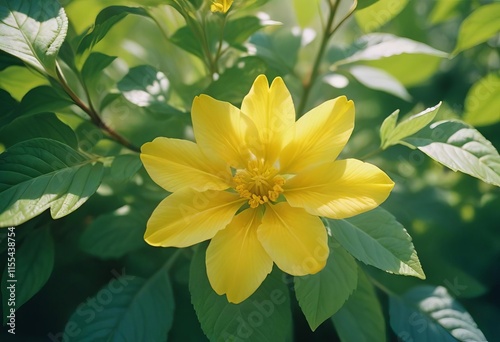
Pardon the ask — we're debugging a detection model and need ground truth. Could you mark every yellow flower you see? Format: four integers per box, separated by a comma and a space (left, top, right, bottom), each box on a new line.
210, 0, 233, 13
140, 75, 394, 303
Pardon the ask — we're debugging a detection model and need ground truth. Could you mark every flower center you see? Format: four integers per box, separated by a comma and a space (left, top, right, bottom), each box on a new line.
233, 161, 285, 208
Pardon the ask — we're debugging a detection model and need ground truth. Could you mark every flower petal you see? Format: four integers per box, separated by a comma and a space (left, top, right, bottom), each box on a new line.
206, 208, 273, 303
145, 189, 245, 247
284, 159, 394, 219
241, 75, 295, 164
141, 137, 232, 192
257, 203, 328, 276
192, 94, 249, 168
279, 96, 354, 173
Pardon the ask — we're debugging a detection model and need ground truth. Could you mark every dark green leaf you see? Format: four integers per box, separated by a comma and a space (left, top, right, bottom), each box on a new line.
205, 56, 267, 103
327, 207, 425, 279
190, 243, 292, 342
332, 270, 386, 342
404, 120, 500, 187
64, 266, 174, 341
0, 0, 68, 76
463, 73, 500, 127
225, 16, 275, 47
81, 52, 117, 86
0, 138, 104, 226
109, 154, 142, 182
76, 6, 148, 56
295, 241, 358, 331
1, 224, 54, 320
390, 286, 487, 341
0, 50, 23, 71
0, 88, 18, 127
381, 102, 441, 149
0, 112, 77, 149
357, 0, 379, 10
452, 3, 500, 55
16, 85, 73, 116
79, 205, 147, 259
170, 25, 204, 59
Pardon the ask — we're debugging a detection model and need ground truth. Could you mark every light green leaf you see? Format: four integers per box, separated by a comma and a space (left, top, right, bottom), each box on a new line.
404, 120, 500, 187
332, 270, 386, 342
190, 243, 292, 342
0, 65, 47, 100
348, 65, 411, 101
463, 73, 500, 127
357, 0, 379, 10
0, 112, 77, 149
109, 154, 142, 182
64, 266, 174, 341
355, 0, 409, 32
16, 85, 73, 116
0, 138, 104, 227
76, 6, 148, 56
1, 225, 54, 320
429, 0, 462, 25
390, 286, 487, 342
335, 33, 447, 67
379, 109, 399, 146
295, 242, 358, 331
293, 0, 320, 27
327, 207, 425, 279
79, 205, 147, 259
0, 0, 68, 76
381, 102, 441, 149
452, 3, 500, 55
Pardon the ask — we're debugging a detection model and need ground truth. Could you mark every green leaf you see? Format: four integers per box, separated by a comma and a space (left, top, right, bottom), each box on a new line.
404, 120, 500, 187
335, 33, 447, 67
0, 50, 23, 71
15, 85, 73, 116
170, 25, 204, 59
357, 0, 379, 10
225, 16, 278, 47
76, 6, 148, 56
79, 205, 148, 259
355, 0, 409, 32
452, 3, 500, 55
463, 73, 500, 127
327, 207, 425, 279
0, 0, 68, 76
205, 56, 267, 103
190, 243, 293, 342
109, 154, 143, 182
1, 225, 54, 320
348, 65, 411, 101
294, 241, 358, 331
429, 0, 463, 25
81, 52, 117, 86
390, 286, 487, 342
0, 138, 104, 227
0, 112, 78, 149
379, 109, 399, 146
0, 88, 17, 127
381, 102, 441, 149
117, 65, 181, 115
332, 270, 386, 342
293, 0, 321, 27
64, 266, 175, 341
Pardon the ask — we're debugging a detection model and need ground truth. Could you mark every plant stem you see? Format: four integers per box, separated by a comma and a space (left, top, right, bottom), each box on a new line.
55, 64, 140, 153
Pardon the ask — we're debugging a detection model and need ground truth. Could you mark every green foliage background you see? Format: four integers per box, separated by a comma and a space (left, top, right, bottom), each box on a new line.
0, 0, 499, 341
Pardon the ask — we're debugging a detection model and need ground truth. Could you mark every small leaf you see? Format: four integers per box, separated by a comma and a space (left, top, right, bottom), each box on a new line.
381, 102, 441, 149
117, 65, 179, 115
429, 0, 463, 25
293, 0, 321, 27
404, 120, 500, 187
348, 65, 411, 101
79, 205, 148, 259
335, 33, 447, 67
0, 0, 68, 76
452, 3, 500, 55
357, 0, 379, 10
0, 112, 78, 149
81, 52, 117, 86
1, 225, 54, 320
76, 6, 148, 56
295, 241, 358, 331
16, 85, 73, 116
327, 207, 425, 279
332, 270, 386, 342
109, 154, 143, 182
463, 73, 500, 127
0, 138, 104, 226
225, 16, 278, 46
390, 286, 487, 342
190, 243, 293, 342
355, 0, 409, 33
64, 266, 175, 341
379, 109, 399, 146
